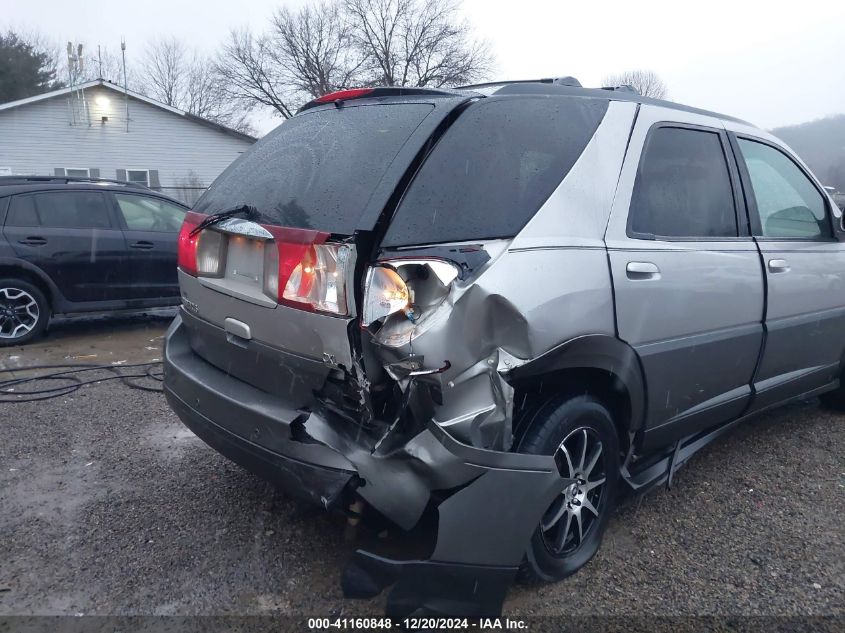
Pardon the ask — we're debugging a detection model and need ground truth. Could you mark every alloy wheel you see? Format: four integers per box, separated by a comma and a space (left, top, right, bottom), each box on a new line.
0, 287, 40, 340
540, 427, 607, 556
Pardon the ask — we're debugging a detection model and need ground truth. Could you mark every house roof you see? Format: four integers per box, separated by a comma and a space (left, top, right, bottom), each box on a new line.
0, 79, 258, 143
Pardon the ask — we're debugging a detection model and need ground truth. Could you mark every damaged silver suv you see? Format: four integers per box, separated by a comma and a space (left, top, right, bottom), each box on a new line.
163, 79, 845, 617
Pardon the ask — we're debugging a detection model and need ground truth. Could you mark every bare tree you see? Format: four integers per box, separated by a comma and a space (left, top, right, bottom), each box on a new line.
215, 28, 295, 118
344, 0, 492, 88
139, 38, 256, 136
215, 0, 492, 119
141, 38, 186, 106
271, 1, 366, 97
602, 69, 668, 99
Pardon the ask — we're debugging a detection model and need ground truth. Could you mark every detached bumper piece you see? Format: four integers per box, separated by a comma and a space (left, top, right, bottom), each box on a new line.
343, 551, 516, 618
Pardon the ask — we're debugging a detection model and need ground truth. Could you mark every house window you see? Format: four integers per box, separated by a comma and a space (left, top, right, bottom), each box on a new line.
126, 169, 150, 187
65, 168, 90, 178
0, 168, 11, 176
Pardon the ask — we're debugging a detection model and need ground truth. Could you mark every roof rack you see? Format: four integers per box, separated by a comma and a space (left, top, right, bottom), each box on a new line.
457, 76, 584, 91
454, 77, 751, 126
0, 175, 151, 190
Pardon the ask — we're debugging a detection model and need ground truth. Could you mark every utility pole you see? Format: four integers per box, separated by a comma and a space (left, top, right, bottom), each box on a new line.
121, 38, 129, 132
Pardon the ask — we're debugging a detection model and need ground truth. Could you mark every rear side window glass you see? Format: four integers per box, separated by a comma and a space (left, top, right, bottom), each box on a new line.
115, 194, 186, 232
196, 104, 434, 233
29, 192, 112, 229
382, 96, 608, 247
629, 127, 737, 238
7, 195, 39, 227
737, 139, 830, 239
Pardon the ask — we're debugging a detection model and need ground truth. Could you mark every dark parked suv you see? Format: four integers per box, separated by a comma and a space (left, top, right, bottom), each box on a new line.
0, 177, 188, 345
162, 80, 845, 616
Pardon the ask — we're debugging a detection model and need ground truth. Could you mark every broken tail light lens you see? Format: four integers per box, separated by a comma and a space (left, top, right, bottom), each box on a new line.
362, 266, 412, 326
362, 259, 460, 327
262, 228, 350, 315
177, 211, 226, 277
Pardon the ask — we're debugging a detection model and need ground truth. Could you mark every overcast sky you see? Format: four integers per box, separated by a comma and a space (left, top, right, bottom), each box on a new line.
7, 0, 844, 134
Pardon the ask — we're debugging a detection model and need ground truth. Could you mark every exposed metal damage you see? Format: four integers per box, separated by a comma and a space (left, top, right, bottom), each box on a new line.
262, 237, 586, 616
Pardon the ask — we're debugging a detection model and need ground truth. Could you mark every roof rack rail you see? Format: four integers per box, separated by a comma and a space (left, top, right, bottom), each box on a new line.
0, 175, 151, 190
599, 84, 640, 95
456, 76, 583, 91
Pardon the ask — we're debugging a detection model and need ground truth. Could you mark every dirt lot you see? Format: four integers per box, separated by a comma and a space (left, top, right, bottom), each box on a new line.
0, 315, 843, 622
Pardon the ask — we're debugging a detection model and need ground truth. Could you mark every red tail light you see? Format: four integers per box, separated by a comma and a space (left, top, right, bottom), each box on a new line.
262, 226, 350, 313
178, 214, 351, 315
177, 211, 207, 276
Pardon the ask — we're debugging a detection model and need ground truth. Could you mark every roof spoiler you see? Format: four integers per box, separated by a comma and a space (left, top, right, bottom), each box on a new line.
298, 86, 460, 113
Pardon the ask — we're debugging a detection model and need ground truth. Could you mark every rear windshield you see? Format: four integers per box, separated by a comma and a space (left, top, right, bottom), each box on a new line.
195, 103, 434, 233
382, 96, 608, 247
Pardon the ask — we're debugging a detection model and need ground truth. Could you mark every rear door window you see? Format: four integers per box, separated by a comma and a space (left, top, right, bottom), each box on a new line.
629, 126, 738, 238
6, 195, 40, 227
16, 191, 112, 229
114, 193, 186, 232
195, 103, 434, 233
736, 138, 830, 239
382, 96, 608, 247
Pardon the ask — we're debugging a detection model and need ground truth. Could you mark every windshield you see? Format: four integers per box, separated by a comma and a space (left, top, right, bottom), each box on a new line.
195, 103, 434, 233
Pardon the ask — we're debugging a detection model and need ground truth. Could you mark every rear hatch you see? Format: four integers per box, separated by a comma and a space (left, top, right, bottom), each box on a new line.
176, 96, 470, 408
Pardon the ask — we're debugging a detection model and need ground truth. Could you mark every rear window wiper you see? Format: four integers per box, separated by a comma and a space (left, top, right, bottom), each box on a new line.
190, 204, 259, 236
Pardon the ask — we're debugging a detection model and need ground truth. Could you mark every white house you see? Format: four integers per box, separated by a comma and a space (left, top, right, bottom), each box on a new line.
0, 79, 256, 205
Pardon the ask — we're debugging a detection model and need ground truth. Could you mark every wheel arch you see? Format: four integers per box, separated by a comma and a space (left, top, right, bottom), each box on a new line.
506, 335, 647, 452
0, 258, 63, 313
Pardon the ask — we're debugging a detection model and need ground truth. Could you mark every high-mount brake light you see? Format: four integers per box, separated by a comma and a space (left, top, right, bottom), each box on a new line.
313, 88, 375, 104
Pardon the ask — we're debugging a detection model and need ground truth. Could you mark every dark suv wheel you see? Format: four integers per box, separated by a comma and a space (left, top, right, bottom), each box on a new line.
516, 394, 619, 583
0, 278, 49, 346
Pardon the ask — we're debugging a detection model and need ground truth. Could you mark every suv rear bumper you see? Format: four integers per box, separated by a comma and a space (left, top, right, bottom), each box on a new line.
163, 315, 357, 509
163, 312, 571, 616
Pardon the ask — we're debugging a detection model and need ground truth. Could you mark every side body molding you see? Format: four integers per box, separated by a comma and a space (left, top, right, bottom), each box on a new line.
506, 334, 647, 433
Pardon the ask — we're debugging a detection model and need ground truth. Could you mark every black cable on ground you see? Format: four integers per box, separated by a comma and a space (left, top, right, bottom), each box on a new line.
0, 361, 164, 403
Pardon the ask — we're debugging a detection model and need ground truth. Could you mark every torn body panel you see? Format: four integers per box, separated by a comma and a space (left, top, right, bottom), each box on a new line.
367, 246, 617, 450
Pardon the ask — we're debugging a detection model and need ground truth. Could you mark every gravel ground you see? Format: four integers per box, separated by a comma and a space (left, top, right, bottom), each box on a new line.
0, 369, 843, 620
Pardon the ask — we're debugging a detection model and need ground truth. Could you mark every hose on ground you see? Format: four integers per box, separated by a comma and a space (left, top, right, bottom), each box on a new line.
0, 361, 164, 403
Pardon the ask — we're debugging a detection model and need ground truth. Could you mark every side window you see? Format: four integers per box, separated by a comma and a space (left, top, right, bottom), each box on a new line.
6, 195, 40, 227
114, 194, 186, 232
736, 139, 830, 239
32, 192, 112, 229
630, 127, 738, 238
381, 97, 609, 247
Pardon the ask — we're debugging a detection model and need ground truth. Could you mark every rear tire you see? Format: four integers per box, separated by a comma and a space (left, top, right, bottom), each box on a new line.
0, 278, 49, 346
516, 394, 619, 583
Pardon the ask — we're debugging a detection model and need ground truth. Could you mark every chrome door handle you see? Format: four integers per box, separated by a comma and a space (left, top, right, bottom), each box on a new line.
768, 259, 790, 273
626, 261, 661, 279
